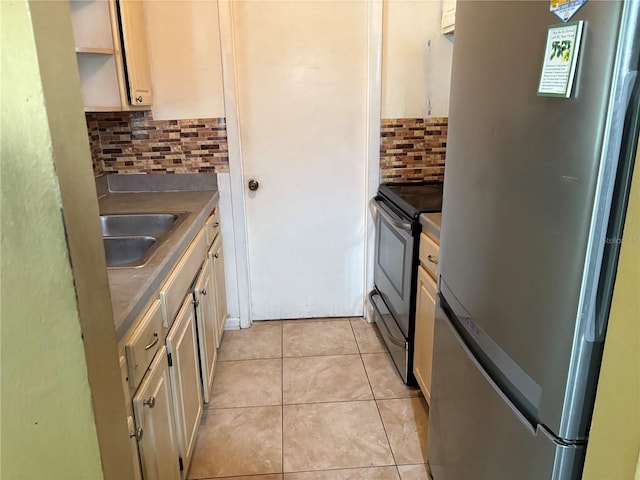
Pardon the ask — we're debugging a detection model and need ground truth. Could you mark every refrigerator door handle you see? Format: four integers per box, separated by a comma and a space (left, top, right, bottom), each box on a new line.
441, 312, 538, 435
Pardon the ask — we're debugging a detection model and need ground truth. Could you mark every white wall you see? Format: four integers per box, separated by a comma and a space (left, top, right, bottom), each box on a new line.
144, 0, 225, 120
382, 0, 453, 118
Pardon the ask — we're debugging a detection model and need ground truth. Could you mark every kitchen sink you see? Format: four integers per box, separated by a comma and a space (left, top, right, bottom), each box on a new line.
103, 236, 157, 267
100, 213, 180, 237
100, 212, 188, 268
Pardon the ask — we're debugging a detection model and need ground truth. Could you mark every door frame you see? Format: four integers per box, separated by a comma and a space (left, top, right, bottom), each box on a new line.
218, 0, 382, 328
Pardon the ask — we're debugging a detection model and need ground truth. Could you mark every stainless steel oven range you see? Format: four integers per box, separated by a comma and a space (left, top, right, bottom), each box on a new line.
370, 182, 443, 385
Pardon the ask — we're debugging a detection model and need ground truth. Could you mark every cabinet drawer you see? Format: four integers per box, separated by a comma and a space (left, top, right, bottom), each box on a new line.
160, 228, 207, 328
125, 300, 163, 389
419, 233, 439, 280
205, 207, 220, 246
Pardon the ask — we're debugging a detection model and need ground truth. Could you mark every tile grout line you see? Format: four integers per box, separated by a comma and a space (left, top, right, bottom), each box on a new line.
283, 464, 401, 476
205, 396, 417, 411
350, 319, 399, 467
197, 319, 419, 478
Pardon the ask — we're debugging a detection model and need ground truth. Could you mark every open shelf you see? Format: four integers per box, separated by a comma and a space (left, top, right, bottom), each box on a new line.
75, 47, 115, 55
70, 0, 115, 51
76, 53, 121, 111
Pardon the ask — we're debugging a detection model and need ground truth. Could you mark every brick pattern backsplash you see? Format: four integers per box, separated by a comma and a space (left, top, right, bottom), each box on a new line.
86, 115, 104, 177
86, 111, 229, 174
380, 117, 447, 183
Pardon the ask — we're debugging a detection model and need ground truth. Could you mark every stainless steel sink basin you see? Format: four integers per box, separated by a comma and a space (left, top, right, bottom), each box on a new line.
104, 236, 157, 267
100, 212, 188, 268
100, 213, 179, 237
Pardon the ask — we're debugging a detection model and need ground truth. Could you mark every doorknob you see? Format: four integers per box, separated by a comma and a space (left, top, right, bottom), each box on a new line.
248, 179, 259, 191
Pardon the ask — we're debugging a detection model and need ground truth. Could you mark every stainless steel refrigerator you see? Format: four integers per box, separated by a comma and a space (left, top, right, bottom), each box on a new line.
428, 1, 640, 479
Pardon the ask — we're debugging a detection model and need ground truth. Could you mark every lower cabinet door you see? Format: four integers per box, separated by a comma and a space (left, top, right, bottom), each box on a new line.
414, 266, 437, 404
166, 297, 204, 477
194, 261, 217, 403
133, 346, 181, 480
210, 234, 227, 347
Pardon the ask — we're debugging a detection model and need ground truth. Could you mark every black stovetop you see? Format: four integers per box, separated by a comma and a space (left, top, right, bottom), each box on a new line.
378, 182, 444, 219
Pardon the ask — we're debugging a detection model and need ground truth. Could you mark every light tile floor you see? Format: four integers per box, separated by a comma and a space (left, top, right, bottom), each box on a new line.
187, 317, 430, 480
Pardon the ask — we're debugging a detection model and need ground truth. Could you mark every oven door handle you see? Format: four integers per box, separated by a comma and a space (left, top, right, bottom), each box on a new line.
369, 290, 408, 349
370, 198, 412, 232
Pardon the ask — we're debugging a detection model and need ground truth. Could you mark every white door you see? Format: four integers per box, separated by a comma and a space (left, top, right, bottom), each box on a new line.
232, 1, 369, 320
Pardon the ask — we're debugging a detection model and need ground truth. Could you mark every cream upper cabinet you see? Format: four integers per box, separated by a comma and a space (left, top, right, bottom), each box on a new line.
69, 0, 152, 111
441, 0, 456, 34
166, 297, 203, 478
70, 0, 122, 111
118, 0, 153, 106
133, 346, 181, 480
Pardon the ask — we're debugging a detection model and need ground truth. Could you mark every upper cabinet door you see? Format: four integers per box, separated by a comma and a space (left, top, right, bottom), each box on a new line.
441, 0, 456, 34
118, 0, 153, 106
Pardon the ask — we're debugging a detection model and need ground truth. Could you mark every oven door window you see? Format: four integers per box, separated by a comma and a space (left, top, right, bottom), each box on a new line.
378, 219, 407, 297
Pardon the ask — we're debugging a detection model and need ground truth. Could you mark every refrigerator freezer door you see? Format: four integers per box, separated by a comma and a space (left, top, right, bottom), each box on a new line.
428, 305, 585, 480
440, 0, 637, 439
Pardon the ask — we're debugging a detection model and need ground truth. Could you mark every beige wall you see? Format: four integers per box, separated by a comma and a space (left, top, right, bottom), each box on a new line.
583, 139, 640, 479
382, 0, 453, 118
143, 0, 454, 120
1, 1, 134, 478
144, 0, 226, 120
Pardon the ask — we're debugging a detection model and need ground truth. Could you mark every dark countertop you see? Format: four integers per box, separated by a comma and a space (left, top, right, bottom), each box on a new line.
97, 177, 218, 341
420, 212, 442, 244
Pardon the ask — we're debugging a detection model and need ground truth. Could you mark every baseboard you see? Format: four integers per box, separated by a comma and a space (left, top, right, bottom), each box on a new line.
223, 316, 241, 330
364, 298, 375, 323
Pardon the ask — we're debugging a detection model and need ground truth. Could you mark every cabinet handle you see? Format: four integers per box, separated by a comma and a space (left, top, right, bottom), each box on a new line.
136, 96, 143, 103
214, 253, 219, 258
213, 222, 220, 227
143, 396, 156, 408
201, 289, 207, 296
144, 332, 159, 350
427, 255, 439, 265
130, 427, 143, 441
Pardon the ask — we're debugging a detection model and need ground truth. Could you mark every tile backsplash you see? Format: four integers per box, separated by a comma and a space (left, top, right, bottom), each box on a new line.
87, 114, 104, 177
380, 118, 447, 183
86, 112, 229, 175
87, 113, 443, 182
